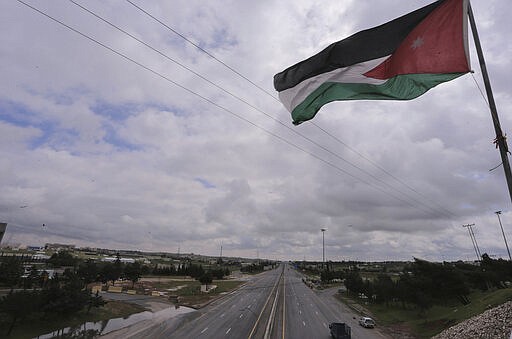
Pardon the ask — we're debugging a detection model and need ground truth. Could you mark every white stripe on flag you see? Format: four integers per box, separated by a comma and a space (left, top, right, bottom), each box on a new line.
278, 56, 389, 112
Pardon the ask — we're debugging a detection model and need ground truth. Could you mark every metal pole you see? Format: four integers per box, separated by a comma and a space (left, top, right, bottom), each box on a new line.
469, 225, 482, 258
495, 211, 512, 260
323, 231, 325, 267
463, 223, 479, 261
468, 3, 512, 205
321, 228, 326, 269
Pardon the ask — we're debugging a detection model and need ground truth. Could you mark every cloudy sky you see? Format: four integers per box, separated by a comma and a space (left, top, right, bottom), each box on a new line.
2, 0, 512, 262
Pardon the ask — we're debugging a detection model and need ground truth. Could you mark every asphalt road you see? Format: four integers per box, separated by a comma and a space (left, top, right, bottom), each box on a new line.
113, 267, 281, 338
106, 264, 390, 338
280, 266, 388, 339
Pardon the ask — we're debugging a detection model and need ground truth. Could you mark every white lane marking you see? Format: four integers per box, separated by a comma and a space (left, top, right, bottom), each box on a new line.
299, 310, 302, 315
315, 311, 318, 315
220, 313, 225, 318
302, 321, 306, 326
201, 327, 208, 334
323, 322, 327, 328
226, 328, 231, 335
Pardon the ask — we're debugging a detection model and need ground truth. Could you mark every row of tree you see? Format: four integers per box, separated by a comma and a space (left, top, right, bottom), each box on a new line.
0, 252, 232, 290
341, 255, 512, 313
0, 252, 234, 335
0, 269, 105, 336
152, 262, 230, 280
240, 261, 274, 273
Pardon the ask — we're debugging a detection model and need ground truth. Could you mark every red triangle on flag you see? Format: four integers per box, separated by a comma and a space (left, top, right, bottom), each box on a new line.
365, 0, 469, 80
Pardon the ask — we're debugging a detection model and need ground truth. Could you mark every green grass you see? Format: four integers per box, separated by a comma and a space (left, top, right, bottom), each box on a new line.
338, 288, 512, 338
147, 279, 244, 307
213, 280, 244, 293
1, 300, 147, 339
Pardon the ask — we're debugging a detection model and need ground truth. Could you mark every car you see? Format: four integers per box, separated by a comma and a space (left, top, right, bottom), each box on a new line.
359, 317, 375, 328
329, 322, 351, 339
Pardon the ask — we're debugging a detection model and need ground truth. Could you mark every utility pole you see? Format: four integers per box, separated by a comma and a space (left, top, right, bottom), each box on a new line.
463, 223, 481, 261
468, 4, 512, 206
321, 228, 326, 269
495, 211, 512, 261
470, 225, 482, 258
0, 223, 6, 245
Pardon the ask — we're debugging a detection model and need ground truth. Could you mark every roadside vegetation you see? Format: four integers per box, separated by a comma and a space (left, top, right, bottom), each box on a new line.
0, 249, 247, 337
298, 255, 512, 338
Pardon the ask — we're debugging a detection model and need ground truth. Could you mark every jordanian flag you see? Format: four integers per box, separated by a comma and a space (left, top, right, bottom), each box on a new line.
274, 0, 470, 125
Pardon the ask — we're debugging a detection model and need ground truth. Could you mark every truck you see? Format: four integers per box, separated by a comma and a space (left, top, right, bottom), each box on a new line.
329, 322, 351, 339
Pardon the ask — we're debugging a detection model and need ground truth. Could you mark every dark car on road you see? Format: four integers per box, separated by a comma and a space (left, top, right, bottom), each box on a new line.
329, 322, 351, 339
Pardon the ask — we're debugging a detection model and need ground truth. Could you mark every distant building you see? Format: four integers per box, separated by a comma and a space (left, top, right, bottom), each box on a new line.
102, 256, 135, 264
32, 253, 51, 260
45, 243, 76, 251
0, 223, 6, 244
27, 246, 45, 252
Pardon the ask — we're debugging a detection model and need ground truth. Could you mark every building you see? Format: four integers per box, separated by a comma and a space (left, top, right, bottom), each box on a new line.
0, 223, 6, 245
45, 243, 76, 251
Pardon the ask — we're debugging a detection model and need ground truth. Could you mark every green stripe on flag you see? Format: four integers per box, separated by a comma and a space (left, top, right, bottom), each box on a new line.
291, 73, 466, 124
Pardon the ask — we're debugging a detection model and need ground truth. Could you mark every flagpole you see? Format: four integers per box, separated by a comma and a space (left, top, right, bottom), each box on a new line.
468, 2, 512, 205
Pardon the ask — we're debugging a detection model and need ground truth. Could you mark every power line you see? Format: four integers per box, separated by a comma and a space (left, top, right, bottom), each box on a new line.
16, 0, 439, 216
124, 0, 458, 218
67, 0, 453, 218
311, 121, 458, 218
124, 0, 278, 101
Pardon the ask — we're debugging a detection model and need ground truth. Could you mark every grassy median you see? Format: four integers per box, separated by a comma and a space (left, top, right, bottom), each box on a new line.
148, 279, 244, 308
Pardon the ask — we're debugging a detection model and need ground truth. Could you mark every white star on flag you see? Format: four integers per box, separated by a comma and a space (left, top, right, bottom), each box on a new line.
411, 36, 424, 49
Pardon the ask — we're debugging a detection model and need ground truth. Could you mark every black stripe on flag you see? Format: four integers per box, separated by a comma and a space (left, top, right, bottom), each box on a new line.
273, 0, 445, 92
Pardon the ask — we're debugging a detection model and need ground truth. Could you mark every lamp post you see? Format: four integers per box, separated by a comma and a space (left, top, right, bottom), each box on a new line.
321, 228, 326, 269
495, 211, 512, 261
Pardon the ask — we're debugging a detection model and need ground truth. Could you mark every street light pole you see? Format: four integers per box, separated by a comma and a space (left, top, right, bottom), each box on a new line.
321, 228, 326, 269
495, 211, 512, 261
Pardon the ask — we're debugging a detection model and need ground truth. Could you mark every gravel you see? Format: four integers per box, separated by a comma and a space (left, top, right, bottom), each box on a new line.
432, 301, 512, 339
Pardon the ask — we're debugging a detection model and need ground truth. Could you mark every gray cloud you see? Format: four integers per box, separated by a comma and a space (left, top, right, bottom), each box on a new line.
1, 1, 511, 261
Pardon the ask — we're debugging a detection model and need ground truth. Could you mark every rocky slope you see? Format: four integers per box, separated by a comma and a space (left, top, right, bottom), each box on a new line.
432, 301, 512, 339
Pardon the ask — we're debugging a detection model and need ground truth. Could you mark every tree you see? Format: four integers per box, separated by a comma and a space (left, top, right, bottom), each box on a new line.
40, 270, 91, 316
0, 290, 40, 335
112, 256, 124, 284
124, 262, 142, 288
48, 251, 77, 267
344, 271, 364, 295
99, 262, 122, 285
22, 265, 41, 290
0, 256, 24, 289
87, 291, 106, 314
374, 274, 395, 306
199, 273, 213, 288
77, 259, 99, 285
210, 268, 228, 280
